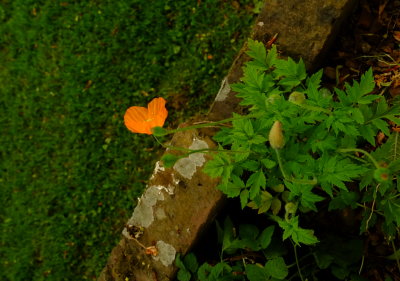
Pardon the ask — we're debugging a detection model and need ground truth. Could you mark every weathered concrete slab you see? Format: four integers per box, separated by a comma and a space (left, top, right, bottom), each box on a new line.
98, 0, 357, 280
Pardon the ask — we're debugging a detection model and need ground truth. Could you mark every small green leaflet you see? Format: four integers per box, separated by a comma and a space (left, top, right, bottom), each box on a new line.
203, 152, 233, 186
246, 39, 268, 70
285, 181, 324, 212
335, 68, 377, 105
246, 264, 270, 281
217, 174, 245, 198
274, 57, 307, 88
247, 170, 267, 199
317, 155, 369, 196
271, 215, 319, 245
265, 257, 288, 279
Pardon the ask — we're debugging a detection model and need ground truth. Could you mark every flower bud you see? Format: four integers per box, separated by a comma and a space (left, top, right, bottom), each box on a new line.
272, 184, 285, 193
288, 91, 306, 104
373, 167, 390, 182
269, 121, 285, 149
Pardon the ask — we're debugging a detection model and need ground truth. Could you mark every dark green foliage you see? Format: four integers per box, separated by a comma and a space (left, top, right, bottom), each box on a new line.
187, 40, 400, 281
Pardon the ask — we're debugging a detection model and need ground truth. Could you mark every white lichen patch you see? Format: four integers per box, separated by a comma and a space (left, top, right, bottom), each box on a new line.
153, 240, 176, 267
174, 158, 196, 179
124, 185, 168, 229
215, 77, 230, 102
173, 139, 208, 179
150, 161, 165, 180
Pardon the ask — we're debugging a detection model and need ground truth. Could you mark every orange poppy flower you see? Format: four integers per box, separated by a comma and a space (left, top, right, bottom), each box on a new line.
124, 97, 168, 135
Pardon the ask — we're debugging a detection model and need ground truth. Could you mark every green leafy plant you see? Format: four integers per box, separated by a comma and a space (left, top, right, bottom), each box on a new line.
175, 39, 400, 280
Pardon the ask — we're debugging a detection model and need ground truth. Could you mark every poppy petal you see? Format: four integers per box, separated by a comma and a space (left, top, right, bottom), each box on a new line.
148, 97, 168, 127
124, 106, 152, 134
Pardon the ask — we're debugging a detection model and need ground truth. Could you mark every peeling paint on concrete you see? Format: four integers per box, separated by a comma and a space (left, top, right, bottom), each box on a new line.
153, 241, 176, 267
173, 139, 208, 179
215, 77, 230, 102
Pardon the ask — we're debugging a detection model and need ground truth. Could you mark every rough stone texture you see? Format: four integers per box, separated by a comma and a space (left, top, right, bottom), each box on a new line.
98, 130, 223, 281
98, 0, 357, 280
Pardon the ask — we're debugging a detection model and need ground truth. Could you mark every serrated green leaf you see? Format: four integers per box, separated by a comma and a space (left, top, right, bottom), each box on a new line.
246, 264, 270, 281
285, 182, 324, 212
350, 108, 365, 123
183, 253, 198, 273
247, 170, 267, 199
359, 124, 377, 146
177, 269, 191, 281
272, 216, 319, 245
203, 153, 232, 179
197, 263, 213, 281
318, 156, 369, 195
265, 257, 288, 279
240, 190, 249, 209
246, 39, 268, 69
209, 262, 231, 280
358, 94, 381, 104
261, 158, 276, 169
266, 45, 278, 67
176, 255, 191, 281
380, 198, 400, 226
372, 132, 400, 164
372, 118, 390, 135
359, 68, 375, 95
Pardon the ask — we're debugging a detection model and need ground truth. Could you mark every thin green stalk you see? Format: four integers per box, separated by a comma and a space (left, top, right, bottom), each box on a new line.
158, 113, 264, 135
274, 148, 289, 180
153, 135, 251, 154
338, 148, 380, 169
292, 241, 304, 281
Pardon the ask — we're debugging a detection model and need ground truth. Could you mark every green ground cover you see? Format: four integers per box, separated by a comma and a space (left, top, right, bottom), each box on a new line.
0, 1, 257, 280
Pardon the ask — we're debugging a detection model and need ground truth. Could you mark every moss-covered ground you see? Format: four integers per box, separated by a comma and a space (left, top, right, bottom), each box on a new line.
0, 1, 257, 280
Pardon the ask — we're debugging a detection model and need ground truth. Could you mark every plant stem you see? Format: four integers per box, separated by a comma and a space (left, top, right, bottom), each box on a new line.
159, 113, 264, 135
153, 135, 252, 154
292, 241, 304, 281
275, 148, 289, 179
337, 148, 381, 169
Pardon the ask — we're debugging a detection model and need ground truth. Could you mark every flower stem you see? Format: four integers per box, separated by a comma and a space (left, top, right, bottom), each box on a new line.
275, 148, 289, 179
292, 241, 305, 281
160, 113, 263, 135
153, 135, 251, 154
337, 148, 380, 169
